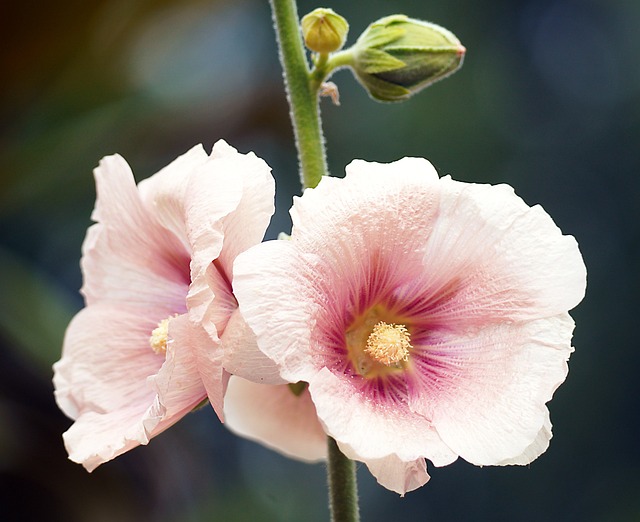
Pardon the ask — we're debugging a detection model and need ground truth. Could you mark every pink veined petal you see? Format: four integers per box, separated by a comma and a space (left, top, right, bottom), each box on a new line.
234, 240, 319, 382
409, 176, 586, 326
309, 368, 458, 466
221, 309, 286, 386
184, 141, 273, 339
54, 304, 207, 470
427, 314, 574, 465
137, 144, 210, 251
224, 377, 327, 462
54, 303, 170, 418
149, 313, 211, 419
234, 160, 445, 384
81, 154, 190, 307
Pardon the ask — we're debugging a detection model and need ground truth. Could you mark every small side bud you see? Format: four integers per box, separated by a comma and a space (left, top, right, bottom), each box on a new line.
349, 15, 465, 102
301, 8, 349, 54
288, 381, 308, 397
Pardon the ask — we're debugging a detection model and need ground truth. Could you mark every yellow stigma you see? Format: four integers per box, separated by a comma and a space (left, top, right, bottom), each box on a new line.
149, 318, 171, 355
365, 321, 412, 366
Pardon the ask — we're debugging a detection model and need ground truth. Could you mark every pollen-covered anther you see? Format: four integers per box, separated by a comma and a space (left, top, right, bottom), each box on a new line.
149, 317, 172, 355
365, 321, 412, 366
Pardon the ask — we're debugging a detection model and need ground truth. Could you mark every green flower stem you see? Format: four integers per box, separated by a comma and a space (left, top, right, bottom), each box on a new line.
309, 52, 330, 89
269, 0, 328, 189
327, 437, 360, 522
309, 50, 353, 90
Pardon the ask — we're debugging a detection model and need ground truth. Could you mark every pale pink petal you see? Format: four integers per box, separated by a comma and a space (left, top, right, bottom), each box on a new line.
310, 368, 458, 466
81, 154, 190, 306
211, 140, 276, 272
221, 309, 285, 386
137, 144, 210, 250
151, 313, 212, 417
54, 304, 207, 470
234, 240, 318, 382
224, 377, 327, 462
290, 157, 439, 239
187, 257, 227, 342
339, 444, 430, 496
428, 315, 574, 465
185, 141, 273, 339
193, 259, 239, 342
364, 455, 429, 496
497, 411, 552, 465
54, 303, 167, 418
62, 406, 155, 471
63, 394, 202, 472
165, 312, 228, 419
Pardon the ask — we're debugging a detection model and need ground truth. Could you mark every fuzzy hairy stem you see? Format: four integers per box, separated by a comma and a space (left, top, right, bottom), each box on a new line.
269, 0, 328, 189
327, 437, 360, 522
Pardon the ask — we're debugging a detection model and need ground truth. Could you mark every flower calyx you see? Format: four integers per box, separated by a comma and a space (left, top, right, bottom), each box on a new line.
347, 14, 466, 102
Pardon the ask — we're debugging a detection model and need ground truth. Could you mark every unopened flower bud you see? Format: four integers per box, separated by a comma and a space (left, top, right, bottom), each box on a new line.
301, 8, 349, 54
349, 15, 465, 102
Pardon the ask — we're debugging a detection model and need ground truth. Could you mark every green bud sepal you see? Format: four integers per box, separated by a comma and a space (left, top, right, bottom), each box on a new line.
347, 14, 466, 102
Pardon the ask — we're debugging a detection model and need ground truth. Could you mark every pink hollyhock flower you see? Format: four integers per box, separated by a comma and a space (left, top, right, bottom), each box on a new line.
232, 157, 586, 495
53, 140, 274, 471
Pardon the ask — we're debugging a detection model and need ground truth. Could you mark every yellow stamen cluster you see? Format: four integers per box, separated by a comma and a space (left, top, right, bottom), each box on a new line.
149, 318, 171, 355
365, 321, 412, 366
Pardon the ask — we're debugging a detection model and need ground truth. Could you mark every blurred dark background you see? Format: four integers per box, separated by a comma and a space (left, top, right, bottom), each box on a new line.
1, 0, 638, 520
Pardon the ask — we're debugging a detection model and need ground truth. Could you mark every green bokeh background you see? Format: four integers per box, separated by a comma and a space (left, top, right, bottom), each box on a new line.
1, 0, 638, 520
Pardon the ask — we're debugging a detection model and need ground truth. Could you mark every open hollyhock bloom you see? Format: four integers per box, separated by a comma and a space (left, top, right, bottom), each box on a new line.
53, 140, 274, 471
233, 157, 586, 494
